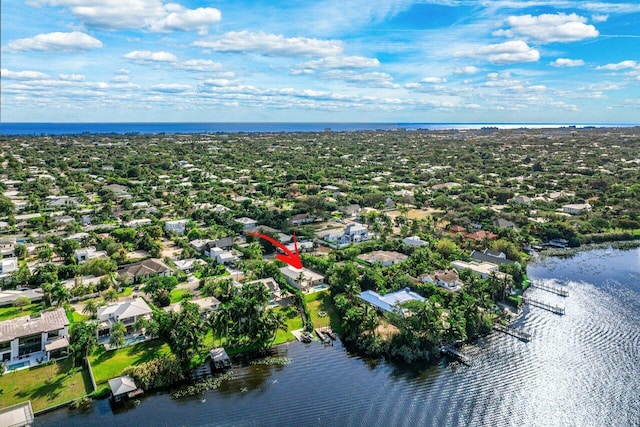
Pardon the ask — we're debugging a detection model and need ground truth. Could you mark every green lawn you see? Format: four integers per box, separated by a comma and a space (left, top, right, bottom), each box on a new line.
117, 286, 133, 298
272, 306, 303, 345
305, 291, 343, 333
89, 339, 171, 386
0, 358, 93, 412
169, 288, 192, 304
0, 302, 48, 322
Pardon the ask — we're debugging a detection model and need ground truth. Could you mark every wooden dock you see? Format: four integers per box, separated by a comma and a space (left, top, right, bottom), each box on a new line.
441, 346, 471, 366
531, 282, 569, 297
494, 324, 531, 342
523, 297, 565, 315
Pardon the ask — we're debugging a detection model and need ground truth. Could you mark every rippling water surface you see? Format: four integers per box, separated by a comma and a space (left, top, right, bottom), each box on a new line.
36, 248, 640, 426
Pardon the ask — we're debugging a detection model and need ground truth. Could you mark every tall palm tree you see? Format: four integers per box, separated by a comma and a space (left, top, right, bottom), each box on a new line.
109, 321, 127, 349
52, 282, 69, 307
82, 300, 99, 318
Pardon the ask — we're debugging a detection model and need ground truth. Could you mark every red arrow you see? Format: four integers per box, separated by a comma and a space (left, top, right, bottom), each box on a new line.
247, 232, 303, 269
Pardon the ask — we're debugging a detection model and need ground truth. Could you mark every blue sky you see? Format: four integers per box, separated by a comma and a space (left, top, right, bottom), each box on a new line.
1, 0, 639, 123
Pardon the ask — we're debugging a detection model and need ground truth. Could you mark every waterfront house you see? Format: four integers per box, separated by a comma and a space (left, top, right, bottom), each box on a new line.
246, 277, 283, 301
359, 288, 425, 314
96, 298, 152, 339
0, 307, 69, 368
109, 375, 143, 403
451, 260, 512, 282
279, 266, 324, 293
470, 249, 516, 265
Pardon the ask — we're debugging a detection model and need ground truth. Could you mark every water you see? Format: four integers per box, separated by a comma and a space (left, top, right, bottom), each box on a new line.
1, 122, 635, 136
36, 247, 640, 426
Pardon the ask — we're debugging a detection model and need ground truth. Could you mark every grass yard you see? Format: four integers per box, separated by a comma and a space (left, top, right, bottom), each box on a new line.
89, 339, 171, 386
305, 291, 342, 333
0, 302, 47, 322
272, 306, 303, 345
0, 358, 92, 412
169, 288, 193, 304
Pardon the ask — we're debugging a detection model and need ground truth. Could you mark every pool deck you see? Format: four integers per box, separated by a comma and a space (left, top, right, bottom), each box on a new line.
100, 334, 151, 351
4, 351, 49, 373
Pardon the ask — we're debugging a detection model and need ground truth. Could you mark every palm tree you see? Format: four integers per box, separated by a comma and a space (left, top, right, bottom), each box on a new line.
82, 300, 99, 318
109, 321, 127, 349
52, 282, 69, 307
103, 288, 118, 303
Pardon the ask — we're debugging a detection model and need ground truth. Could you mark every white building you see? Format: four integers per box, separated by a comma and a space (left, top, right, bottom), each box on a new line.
319, 223, 370, 247
359, 288, 425, 314
0, 257, 18, 281
165, 219, 189, 235
402, 236, 429, 247
420, 270, 462, 291
96, 298, 152, 339
451, 260, 512, 282
208, 247, 236, 265
74, 247, 108, 264
279, 266, 324, 293
562, 203, 592, 215
0, 308, 69, 369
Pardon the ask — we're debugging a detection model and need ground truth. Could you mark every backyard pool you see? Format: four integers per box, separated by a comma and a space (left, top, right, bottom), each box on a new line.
124, 335, 147, 346
313, 285, 328, 292
7, 360, 29, 371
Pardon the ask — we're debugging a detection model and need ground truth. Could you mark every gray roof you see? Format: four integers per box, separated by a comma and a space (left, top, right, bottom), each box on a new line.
0, 401, 34, 427
0, 308, 68, 343
0, 288, 44, 306
470, 250, 515, 265
97, 298, 152, 321
108, 375, 138, 396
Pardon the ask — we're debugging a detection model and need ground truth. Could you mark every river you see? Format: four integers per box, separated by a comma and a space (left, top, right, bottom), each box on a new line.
36, 247, 640, 426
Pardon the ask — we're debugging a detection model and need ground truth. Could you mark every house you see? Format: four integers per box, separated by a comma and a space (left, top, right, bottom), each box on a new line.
493, 218, 517, 229
74, 247, 108, 264
0, 257, 19, 281
174, 258, 207, 273
451, 260, 512, 282
339, 204, 361, 218
0, 289, 44, 307
402, 235, 428, 247
511, 195, 532, 204
289, 213, 315, 226
279, 266, 324, 293
277, 240, 314, 254
125, 218, 152, 228
470, 249, 516, 265
235, 217, 258, 232
246, 277, 282, 300
0, 238, 16, 258
0, 401, 34, 427
420, 270, 462, 291
164, 219, 189, 236
357, 251, 408, 267
319, 223, 370, 246
118, 258, 172, 282
96, 298, 153, 339
563, 203, 592, 215
359, 288, 425, 314
208, 247, 235, 265
189, 239, 210, 253
204, 237, 234, 255
108, 375, 143, 403
449, 225, 467, 233
464, 230, 498, 241
0, 307, 69, 368
189, 297, 221, 314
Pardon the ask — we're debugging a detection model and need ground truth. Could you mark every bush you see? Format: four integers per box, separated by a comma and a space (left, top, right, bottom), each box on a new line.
13, 296, 31, 308
123, 355, 185, 390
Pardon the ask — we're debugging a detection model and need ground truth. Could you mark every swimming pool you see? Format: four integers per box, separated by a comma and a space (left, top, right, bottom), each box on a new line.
7, 360, 29, 371
314, 285, 328, 291
124, 335, 147, 346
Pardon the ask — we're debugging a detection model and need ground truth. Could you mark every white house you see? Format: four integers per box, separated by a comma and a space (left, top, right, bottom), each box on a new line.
165, 219, 189, 235
402, 236, 428, 247
279, 266, 324, 293
0, 257, 18, 281
74, 247, 108, 264
96, 298, 153, 339
451, 260, 512, 282
235, 217, 258, 232
320, 223, 370, 247
359, 288, 425, 314
562, 203, 592, 215
357, 251, 408, 267
0, 308, 69, 369
420, 270, 462, 291
246, 277, 283, 301
208, 247, 236, 265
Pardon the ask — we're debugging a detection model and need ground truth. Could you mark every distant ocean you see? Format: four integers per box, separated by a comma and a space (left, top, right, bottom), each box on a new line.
0, 122, 636, 136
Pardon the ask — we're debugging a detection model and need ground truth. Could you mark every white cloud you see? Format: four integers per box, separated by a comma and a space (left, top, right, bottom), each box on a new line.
454, 66, 480, 75
404, 82, 421, 89
597, 60, 637, 70
115, 68, 130, 75
494, 13, 599, 43
110, 75, 130, 83
59, 74, 86, 81
551, 58, 585, 67
456, 41, 540, 64
1, 69, 50, 80
7, 31, 102, 52
592, 14, 608, 23
320, 70, 399, 88
298, 56, 379, 69
421, 76, 447, 84
193, 31, 343, 57
150, 83, 192, 92
148, 4, 221, 33
29, 1, 219, 32
175, 59, 224, 72
124, 50, 178, 62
